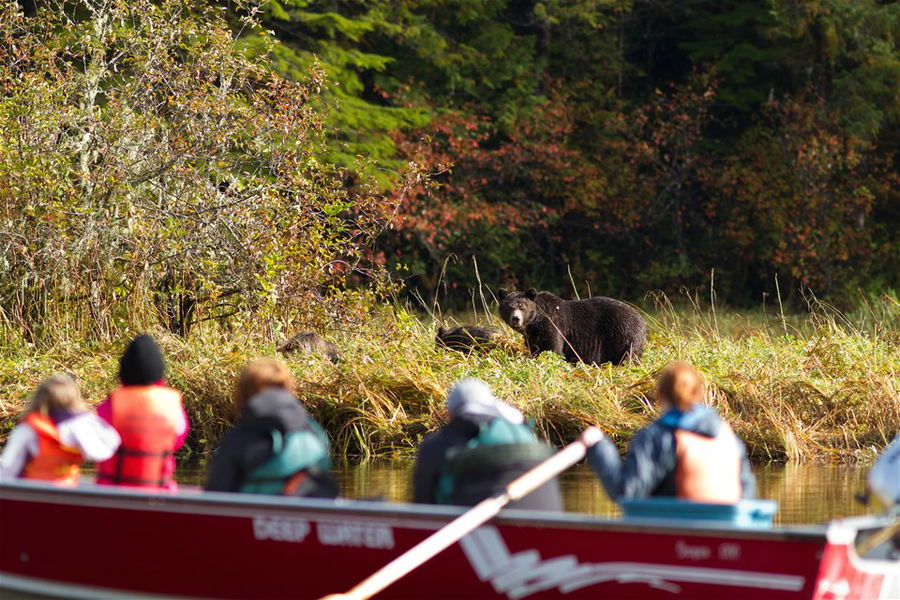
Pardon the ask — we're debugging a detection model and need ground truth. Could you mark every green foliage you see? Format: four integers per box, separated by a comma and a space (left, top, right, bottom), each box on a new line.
377, 1, 900, 305
0, 0, 400, 342
245, 0, 898, 306
246, 0, 429, 180
675, 0, 788, 113
771, 0, 900, 140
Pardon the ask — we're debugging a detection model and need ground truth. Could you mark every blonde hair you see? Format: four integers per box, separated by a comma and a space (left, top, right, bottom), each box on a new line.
234, 359, 296, 416
655, 362, 705, 411
29, 375, 86, 416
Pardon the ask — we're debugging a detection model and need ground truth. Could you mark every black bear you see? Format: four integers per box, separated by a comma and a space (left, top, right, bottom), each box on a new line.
435, 325, 499, 354
497, 288, 646, 365
277, 332, 340, 363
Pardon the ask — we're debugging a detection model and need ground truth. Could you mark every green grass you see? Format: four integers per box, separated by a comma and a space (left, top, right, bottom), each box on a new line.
1, 293, 898, 463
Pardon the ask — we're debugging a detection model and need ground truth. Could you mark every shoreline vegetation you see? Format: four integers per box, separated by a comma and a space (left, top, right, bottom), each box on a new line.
2, 293, 897, 464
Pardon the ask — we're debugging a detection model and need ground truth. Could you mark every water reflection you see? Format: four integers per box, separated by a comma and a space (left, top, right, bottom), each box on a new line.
174, 461, 872, 525
755, 462, 870, 524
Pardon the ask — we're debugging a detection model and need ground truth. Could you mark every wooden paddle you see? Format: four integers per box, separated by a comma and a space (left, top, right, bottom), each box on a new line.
320, 427, 603, 600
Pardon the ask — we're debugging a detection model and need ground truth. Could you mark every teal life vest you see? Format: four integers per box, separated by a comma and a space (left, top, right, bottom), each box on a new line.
434, 418, 554, 505
241, 422, 331, 495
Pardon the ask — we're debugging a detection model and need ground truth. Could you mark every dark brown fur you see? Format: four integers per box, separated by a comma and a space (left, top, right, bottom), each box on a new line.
435, 325, 499, 354
498, 288, 646, 365
277, 332, 340, 363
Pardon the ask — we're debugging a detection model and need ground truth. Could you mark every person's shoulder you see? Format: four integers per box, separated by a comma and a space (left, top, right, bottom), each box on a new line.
416, 425, 467, 460
221, 421, 268, 444
159, 385, 184, 399
213, 424, 272, 463
6, 422, 37, 442
417, 429, 448, 454
636, 420, 670, 438
631, 421, 674, 451
58, 411, 103, 431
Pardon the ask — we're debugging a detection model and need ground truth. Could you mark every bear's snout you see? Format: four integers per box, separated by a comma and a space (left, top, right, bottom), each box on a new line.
509, 309, 524, 328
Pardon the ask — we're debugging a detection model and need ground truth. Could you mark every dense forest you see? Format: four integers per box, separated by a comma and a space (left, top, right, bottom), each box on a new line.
248, 0, 900, 306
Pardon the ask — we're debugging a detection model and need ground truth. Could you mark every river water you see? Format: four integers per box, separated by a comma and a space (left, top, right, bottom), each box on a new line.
179, 460, 871, 525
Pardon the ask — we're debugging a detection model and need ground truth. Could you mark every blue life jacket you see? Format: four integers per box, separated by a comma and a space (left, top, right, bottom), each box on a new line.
241, 422, 331, 495
435, 418, 554, 505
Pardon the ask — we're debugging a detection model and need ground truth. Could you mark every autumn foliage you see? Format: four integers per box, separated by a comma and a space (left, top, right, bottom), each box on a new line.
382, 73, 896, 304
250, 0, 899, 306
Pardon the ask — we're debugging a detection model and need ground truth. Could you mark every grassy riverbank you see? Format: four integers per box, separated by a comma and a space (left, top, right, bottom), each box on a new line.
1, 294, 898, 462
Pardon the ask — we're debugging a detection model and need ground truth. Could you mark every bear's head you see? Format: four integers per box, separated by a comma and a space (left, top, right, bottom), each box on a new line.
497, 288, 538, 332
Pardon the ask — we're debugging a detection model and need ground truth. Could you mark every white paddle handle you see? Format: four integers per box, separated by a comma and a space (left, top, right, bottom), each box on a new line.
322, 427, 603, 600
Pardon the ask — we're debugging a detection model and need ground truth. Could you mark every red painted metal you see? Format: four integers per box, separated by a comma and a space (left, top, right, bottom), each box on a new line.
0, 480, 896, 599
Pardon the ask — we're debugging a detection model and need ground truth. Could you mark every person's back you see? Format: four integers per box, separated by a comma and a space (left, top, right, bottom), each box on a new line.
866, 434, 900, 558
205, 359, 337, 498
588, 362, 755, 502
413, 379, 562, 511
868, 434, 900, 512
96, 334, 188, 490
0, 375, 120, 485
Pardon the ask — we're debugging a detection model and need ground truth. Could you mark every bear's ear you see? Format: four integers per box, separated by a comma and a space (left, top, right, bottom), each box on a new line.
497, 288, 508, 300
525, 288, 538, 300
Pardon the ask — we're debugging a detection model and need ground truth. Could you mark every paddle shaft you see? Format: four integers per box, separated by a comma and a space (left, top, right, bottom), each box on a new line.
855, 518, 900, 557
323, 427, 603, 600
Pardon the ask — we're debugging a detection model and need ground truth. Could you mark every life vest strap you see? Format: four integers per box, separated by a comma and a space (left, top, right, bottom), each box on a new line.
110, 445, 173, 487
282, 470, 309, 496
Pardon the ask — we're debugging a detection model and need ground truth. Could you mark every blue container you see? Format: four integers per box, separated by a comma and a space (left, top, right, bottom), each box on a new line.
619, 498, 778, 528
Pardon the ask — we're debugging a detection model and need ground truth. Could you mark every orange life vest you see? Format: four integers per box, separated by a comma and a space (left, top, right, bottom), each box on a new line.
96, 386, 183, 489
21, 413, 82, 485
674, 425, 742, 503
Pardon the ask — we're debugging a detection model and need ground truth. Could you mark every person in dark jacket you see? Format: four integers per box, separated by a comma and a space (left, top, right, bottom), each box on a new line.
588, 362, 756, 502
205, 359, 337, 498
413, 378, 562, 511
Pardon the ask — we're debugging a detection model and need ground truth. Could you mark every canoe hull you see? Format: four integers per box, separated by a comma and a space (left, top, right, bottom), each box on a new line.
1, 481, 896, 600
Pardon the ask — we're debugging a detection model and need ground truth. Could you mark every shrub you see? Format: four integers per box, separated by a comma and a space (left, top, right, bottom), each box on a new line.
0, 0, 401, 342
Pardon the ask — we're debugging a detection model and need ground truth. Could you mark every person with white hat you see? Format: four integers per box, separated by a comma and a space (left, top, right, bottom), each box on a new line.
412, 378, 563, 511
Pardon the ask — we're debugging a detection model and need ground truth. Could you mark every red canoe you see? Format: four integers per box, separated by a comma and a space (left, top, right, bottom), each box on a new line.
1, 479, 897, 599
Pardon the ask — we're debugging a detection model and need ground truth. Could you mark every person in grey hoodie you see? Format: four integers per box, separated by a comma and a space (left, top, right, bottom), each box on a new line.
588, 362, 756, 502
413, 378, 563, 510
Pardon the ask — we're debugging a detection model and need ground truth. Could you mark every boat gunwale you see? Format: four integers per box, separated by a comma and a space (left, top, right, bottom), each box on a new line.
0, 479, 835, 542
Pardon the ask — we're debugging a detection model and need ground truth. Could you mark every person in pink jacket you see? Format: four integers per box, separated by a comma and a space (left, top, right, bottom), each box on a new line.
95, 335, 189, 490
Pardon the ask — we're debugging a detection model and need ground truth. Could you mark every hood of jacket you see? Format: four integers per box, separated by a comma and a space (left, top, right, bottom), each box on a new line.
658, 404, 724, 438
445, 378, 524, 424
240, 388, 309, 433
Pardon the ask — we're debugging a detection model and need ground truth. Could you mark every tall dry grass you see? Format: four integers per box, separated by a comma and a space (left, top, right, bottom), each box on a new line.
1, 293, 897, 462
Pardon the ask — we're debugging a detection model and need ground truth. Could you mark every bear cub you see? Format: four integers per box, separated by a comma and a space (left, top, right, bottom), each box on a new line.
435, 325, 499, 354
278, 331, 340, 363
498, 288, 645, 365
